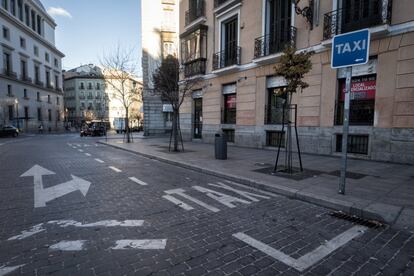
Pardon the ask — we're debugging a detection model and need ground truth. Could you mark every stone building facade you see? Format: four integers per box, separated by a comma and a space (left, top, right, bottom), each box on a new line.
141, 0, 179, 136
0, 0, 64, 132
179, 0, 414, 164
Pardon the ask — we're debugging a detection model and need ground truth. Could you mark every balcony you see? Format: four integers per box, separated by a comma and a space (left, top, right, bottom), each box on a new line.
2, 69, 17, 79
35, 80, 44, 87
323, 0, 392, 40
254, 27, 297, 60
185, 0, 205, 26
87, 96, 94, 100
21, 76, 32, 84
47, 83, 54, 89
213, 47, 241, 71
79, 96, 86, 100
184, 58, 207, 78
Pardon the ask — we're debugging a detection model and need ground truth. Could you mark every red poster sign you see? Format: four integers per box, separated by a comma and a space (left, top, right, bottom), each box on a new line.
226, 95, 236, 108
341, 78, 376, 101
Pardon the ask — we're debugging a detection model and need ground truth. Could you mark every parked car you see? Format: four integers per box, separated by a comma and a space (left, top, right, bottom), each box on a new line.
0, 126, 19, 137
80, 127, 92, 137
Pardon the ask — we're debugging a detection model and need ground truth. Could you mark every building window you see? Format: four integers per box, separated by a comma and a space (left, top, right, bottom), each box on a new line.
24, 106, 29, 119
37, 108, 42, 121
96, 83, 101, 90
55, 75, 59, 89
54, 58, 58, 67
31, 10, 35, 31
36, 14, 41, 35
57, 110, 60, 121
48, 109, 52, 121
336, 134, 369, 155
80, 82, 85, 89
2, 0, 8, 10
20, 37, 26, 48
88, 82, 93, 90
2, 26, 10, 40
266, 131, 285, 147
7, 85, 12, 97
56, 97, 60, 105
3, 52, 11, 73
45, 52, 49, 62
214, 15, 239, 70
46, 71, 50, 86
20, 59, 27, 80
335, 75, 376, 126
222, 83, 237, 124
37, 92, 40, 101
47, 95, 51, 103
10, 0, 15, 15
8, 105, 14, 120
17, 0, 23, 21
163, 42, 175, 58
222, 129, 235, 143
23, 89, 27, 98
266, 87, 288, 124
34, 65, 40, 83
24, 4, 29, 26
34, 45, 39, 56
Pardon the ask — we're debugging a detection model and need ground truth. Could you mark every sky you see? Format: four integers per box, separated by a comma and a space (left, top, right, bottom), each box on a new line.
42, 0, 142, 76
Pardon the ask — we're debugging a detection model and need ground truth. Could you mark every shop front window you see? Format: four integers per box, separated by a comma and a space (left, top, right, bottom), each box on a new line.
222, 94, 236, 124
336, 75, 376, 126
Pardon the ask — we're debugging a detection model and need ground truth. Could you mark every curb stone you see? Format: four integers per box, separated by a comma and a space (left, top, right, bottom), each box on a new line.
99, 141, 404, 228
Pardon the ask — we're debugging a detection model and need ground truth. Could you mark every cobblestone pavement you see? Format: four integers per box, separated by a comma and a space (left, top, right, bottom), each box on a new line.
0, 134, 413, 275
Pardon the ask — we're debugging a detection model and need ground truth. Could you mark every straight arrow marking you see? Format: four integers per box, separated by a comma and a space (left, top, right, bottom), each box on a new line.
233, 225, 368, 272
0, 264, 25, 276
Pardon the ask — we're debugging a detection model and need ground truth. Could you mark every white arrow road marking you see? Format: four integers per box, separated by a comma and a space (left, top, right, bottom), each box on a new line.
85, 153, 91, 157
129, 177, 148, 186
111, 239, 167, 250
95, 158, 105, 163
0, 264, 25, 276
7, 224, 45, 241
109, 166, 122, 173
49, 240, 87, 251
20, 165, 91, 208
233, 225, 368, 272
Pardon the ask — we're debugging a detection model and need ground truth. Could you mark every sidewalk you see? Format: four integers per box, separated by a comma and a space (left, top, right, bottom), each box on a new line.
99, 136, 414, 232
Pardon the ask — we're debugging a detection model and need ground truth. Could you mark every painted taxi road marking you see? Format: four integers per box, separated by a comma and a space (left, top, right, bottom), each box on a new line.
233, 225, 368, 272
109, 166, 122, 173
8, 220, 144, 241
48, 239, 167, 251
20, 165, 91, 208
95, 158, 105, 163
129, 177, 148, 186
162, 181, 271, 213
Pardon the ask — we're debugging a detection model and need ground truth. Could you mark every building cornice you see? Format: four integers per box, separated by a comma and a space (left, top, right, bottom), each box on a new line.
0, 8, 65, 57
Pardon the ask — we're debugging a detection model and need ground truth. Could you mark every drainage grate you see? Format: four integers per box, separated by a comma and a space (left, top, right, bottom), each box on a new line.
330, 211, 384, 229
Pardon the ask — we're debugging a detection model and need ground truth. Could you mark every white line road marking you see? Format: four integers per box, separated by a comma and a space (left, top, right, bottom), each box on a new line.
233, 225, 368, 272
95, 158, 105, 163
49, 240, 86, 251
48, 219, 144, 228
111, 239, 167, 250
164, 188, 220, 212
162, 195, 194, 211
7, 224, 45, 241
211, 182, 271, 201
193, 185, 251, 208
85, 153, 91, 157
20, 165, 91, 208
109, 166, 122, 173
78, 149, 84, 152
0, 264, 25, 275
129, 177, 148, 186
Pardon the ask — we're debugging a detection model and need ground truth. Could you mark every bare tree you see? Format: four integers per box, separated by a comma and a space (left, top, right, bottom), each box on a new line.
152, 55, 202, 152
101, 46, 142, 143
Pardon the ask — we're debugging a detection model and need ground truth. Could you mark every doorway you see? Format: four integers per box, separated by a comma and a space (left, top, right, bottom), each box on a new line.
193, 98, 202, 139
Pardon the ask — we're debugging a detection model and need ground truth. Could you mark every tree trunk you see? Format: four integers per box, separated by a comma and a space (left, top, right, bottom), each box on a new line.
172, 109, 179, 151
125, 109, 130, 143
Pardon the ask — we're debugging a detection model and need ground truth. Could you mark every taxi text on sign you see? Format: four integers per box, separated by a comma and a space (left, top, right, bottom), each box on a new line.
331, 29, 370, 69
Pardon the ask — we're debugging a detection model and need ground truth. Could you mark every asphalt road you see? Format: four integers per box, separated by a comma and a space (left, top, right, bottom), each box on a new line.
0, 134, 413, 276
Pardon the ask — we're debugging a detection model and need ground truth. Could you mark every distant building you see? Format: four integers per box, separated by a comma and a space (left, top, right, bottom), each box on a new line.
63, 64, 143, 130
63, 65, 107, 127
0, 0, 65, 132
141, 0, 179, 136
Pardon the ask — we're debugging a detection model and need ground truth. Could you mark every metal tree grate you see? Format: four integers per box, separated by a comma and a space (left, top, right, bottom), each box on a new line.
329, 211, 384, 229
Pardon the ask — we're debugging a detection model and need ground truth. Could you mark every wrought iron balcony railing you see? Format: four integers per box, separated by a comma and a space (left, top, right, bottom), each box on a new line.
184, 58, 207, 78
213, 47, 241, 71
35, 80, 44, 87
254, 27, 297, 59
2, 69, 17, 78
21, 76, 32, 83
323, 0, 392, 40
185, 0, 205, 26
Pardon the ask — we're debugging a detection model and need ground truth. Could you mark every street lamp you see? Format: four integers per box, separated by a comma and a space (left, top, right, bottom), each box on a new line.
15, 98, 19, 130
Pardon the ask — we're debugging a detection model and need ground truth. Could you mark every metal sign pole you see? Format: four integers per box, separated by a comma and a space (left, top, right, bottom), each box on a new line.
339, 66, 352, 195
